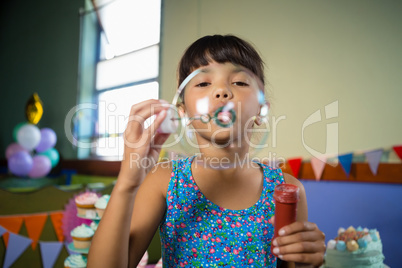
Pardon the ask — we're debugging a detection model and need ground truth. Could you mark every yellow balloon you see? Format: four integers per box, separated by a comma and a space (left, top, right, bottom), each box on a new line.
25, 93, 43, 125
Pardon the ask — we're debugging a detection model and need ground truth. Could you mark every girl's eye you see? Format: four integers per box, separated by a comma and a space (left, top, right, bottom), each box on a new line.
233, 81, 249, 86
196, 82, 210, 87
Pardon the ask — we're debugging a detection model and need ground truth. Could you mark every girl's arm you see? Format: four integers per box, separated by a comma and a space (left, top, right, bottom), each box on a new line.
87, 100, 170, 267
127, 163, 171, 266
273, 173, 326, 267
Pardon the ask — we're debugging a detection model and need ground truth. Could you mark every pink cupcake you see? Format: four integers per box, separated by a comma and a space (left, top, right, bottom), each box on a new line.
75, 192, 99, 218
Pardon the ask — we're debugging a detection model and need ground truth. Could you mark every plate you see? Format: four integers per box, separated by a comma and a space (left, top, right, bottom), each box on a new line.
67, 242, 89, 254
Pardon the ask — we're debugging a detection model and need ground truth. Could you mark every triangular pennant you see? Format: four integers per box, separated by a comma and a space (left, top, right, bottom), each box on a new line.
310, 157, 326, 181
50, 212, 64, 242
365, 149, 383, 175
381, 149, 390, 162
0, 225, 6, 237
338, 153, 353, 177
287, 158, 303, 178
3, 232, 32, 268
23, 213, 48, 250
392, 145, 402, 160
0, 216, 24, 247
39, 241, 63, 268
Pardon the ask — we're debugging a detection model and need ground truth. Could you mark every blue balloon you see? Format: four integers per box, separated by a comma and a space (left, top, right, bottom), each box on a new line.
8, 151, 33, 176
39, 148, 60, 168
12, 122, 28, 142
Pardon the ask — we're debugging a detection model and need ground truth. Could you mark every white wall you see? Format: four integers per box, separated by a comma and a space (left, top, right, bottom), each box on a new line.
160, 0, 402, 160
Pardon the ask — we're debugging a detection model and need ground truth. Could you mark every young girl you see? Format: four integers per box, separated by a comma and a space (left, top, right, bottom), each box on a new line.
88, 35, 326, 267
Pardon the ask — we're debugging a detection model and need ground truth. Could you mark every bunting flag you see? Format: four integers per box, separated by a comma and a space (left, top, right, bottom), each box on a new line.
3, 233, 32, 268
23, 213, 48, 250
338, 153, 353, 177
287, 157, 303, 178
0, 216, 24, 247
310, 157, 326, 181
381, 149, 390, 162
392, 145, 402, 160
365, 149, 383, 175
50, 212, 64, 242
39, 241, 63, 268
0, 225, 6, 237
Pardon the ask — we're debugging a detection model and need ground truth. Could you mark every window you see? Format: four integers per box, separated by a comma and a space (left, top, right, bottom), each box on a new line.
76, 0, 161, 159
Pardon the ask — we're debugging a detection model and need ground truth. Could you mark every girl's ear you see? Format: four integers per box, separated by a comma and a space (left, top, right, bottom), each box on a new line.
177, 102, 186, 118
177, 103, 192, 126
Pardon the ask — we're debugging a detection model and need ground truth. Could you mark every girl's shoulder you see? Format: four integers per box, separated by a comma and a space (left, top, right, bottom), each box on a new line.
145, 157, 192, 198
145, 160, 175, 198
283, 172, 306, 194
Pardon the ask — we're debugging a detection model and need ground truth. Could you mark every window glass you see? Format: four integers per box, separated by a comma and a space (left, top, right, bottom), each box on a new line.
97, 81, 159, 135
97, 0, 161, 57
96, 45, 159, 90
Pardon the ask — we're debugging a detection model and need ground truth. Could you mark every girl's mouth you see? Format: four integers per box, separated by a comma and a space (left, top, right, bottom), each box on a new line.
217, 111, 232, 124
213, 104, 236, 127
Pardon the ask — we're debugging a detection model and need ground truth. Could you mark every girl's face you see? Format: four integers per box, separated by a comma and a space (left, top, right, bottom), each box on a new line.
182, 61, 263, 146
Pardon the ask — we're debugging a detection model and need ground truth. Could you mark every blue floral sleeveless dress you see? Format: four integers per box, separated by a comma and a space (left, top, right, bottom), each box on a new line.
159, 156, 285, 267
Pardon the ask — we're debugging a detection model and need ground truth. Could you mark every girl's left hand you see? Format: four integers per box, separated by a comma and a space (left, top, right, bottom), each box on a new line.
272, 221, 326, 267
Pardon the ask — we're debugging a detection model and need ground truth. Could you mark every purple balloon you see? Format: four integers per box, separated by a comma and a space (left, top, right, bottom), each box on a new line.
5, 143, 28, 159
36, 128, 57, 153
28, 155, 52, 178
8, 151, 33, 176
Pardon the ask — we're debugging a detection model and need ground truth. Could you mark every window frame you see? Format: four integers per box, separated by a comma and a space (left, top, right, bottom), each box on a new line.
76, 0, 162, 160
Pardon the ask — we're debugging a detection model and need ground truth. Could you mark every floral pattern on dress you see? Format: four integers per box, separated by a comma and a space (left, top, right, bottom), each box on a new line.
159, 156, 284, 267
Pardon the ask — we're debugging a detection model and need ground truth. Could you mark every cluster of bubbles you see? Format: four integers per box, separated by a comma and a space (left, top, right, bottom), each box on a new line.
5, 93, 59, 178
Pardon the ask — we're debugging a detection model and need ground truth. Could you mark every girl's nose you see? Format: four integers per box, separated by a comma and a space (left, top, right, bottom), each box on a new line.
213, 87, 233, 100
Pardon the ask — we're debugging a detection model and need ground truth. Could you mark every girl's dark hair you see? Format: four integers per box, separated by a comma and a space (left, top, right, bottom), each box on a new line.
178, 35, 265, 89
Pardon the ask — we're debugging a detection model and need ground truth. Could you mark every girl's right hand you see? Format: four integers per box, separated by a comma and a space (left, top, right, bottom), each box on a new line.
118, 99, 170, 188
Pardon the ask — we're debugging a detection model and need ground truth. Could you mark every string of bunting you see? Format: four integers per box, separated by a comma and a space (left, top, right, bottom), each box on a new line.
0, 211, 67, 268
284, 145, 402, 181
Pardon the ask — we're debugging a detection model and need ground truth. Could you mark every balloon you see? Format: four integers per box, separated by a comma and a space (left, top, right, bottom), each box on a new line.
5, 143, 28, 159
17, 124, 41, 151
39, 148, 60, 168
12, 122, 28, 141
8, 151, 33, 176
36, 128, 57, 153
25, 93, 43, 124
28, 155, 52, 178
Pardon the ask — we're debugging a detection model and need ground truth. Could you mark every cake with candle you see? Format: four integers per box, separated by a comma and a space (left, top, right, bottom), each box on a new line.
322, 226, 385, 268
